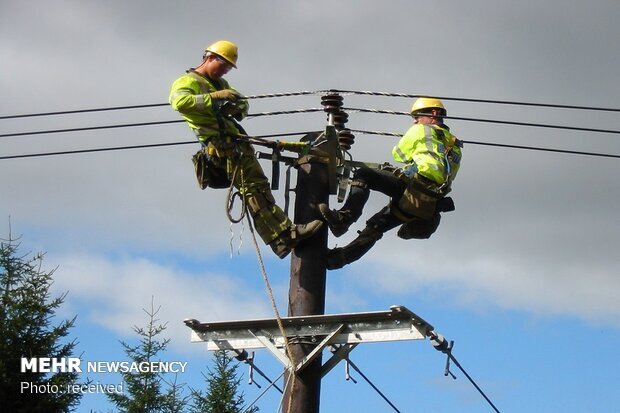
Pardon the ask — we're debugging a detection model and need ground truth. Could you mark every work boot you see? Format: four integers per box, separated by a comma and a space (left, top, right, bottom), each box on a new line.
269, 219, 324, 259
269, 238, 292, 259
325, 226, 384, 269
318, 204, 352, 237
326, 247, 347, 270
291, 219, 324, 244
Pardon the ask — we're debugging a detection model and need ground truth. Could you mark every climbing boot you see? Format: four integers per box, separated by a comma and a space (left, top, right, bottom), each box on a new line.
326, 247, 347, 270
325, 226, 384, 269
268, 219, 323, 259
290, 219, 324, 245
318, 203, 352, 237
269, 238, 292, 259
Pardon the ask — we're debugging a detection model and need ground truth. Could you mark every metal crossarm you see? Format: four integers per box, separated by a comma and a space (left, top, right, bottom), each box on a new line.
184, 305, 433, 366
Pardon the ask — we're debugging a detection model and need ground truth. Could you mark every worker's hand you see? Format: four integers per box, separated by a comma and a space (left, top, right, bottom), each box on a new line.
221, 99, 249, 120
232, 100, 249, 120
209, 89, 241, 102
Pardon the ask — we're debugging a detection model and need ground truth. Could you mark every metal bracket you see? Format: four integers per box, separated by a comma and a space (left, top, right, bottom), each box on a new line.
321, 343, 358, 378
324, 125, 339, 195
248, 330, 292, 368
294, 324, 344, 373
270, 147, 280, 190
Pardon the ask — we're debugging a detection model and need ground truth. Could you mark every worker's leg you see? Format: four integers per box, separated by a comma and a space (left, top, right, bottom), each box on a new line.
326, 205, 402, 269
319, 166, 406, 237
236, 154, 322, 258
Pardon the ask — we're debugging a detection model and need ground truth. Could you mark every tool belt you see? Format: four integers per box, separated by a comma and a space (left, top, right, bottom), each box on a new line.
191, 147, 231, 189
381, 163, 448, 221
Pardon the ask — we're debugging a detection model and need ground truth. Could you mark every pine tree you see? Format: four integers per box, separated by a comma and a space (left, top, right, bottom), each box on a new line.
189, 350, 258, 413
0, 232, 81, 412
107, 298, 188, 413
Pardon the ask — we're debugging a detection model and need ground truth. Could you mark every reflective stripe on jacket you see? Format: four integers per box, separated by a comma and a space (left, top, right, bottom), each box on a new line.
168, 71, 245, 141
392, 124, 462, 185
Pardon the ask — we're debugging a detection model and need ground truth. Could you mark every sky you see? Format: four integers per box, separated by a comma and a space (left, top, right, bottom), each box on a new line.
1, 0, 620, 412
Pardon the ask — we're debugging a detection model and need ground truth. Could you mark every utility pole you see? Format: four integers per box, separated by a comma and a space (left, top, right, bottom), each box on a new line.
283, 140, 329, 413
284, 92, 353, 412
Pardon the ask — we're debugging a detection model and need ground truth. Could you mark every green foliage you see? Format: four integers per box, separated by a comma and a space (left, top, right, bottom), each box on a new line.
189, 350, 257, 413
0, 232, 80, 412
107, 299, 189, 413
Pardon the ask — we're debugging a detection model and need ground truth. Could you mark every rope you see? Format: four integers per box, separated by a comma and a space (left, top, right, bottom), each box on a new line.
245, 209, 297, 413
225, 164, 246, 257
225, 163, 246, 224
226, 162, 296, 413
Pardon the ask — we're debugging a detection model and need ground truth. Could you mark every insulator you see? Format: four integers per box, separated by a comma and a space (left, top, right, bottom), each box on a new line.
321, 94, 344, 113
332, 111, 349, 130
338, 129, 355, 150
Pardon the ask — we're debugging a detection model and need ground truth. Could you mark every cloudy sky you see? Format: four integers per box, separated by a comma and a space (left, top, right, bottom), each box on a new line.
2, 1, 619, 412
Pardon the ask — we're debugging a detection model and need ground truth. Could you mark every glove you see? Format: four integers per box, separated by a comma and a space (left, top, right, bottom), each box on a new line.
221, 99, 249, 120
232, 100, 249, 120
209, 89, 240, 102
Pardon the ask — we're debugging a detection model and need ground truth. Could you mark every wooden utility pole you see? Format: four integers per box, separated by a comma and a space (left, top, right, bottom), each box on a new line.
283, 92, 349, 412
283, 150, 329, 413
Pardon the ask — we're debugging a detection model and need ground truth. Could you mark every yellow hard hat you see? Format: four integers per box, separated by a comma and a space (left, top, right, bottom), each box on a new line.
410, 97, 446, 115
205, 40, 238, 67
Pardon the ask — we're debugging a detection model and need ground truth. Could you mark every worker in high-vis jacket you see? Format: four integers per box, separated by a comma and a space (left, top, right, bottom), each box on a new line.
318, 97, 462, 269
169, 40, 322, 258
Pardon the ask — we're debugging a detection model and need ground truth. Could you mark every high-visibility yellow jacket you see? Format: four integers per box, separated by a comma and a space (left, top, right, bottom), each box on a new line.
169, 70, 247, 142
392, 124, 462, 186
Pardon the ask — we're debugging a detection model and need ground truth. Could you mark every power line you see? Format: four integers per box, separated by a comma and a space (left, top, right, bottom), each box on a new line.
345, 107, 620, 135
2, 89, 619, 120
0, 91, 321, 120
0, 120, 184, 138
430, 333, 501, 413
2, 109, 620, 139
0, 109, 326, 138
3, 133, 619, 161
0, 103, 170, 120
349, 129, 620, 159
347, 358, 401, 413
0, 140, 196, 159
0, 131, 317, 160
334, 89, 620, 113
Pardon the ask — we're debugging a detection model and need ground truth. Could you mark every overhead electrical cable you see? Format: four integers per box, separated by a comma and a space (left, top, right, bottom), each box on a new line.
2, 89, 619, 120
0, 91, 322, 120
334, 89, 620, 113
0, 109, 324, 138
2, 110, 620, 139
344, 107, 620, 135
0, 119, 184, 138
0, 103, 170, 120
349, 129, 620, 159
3, 135, 619, 161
